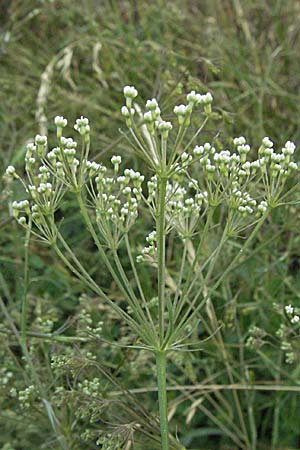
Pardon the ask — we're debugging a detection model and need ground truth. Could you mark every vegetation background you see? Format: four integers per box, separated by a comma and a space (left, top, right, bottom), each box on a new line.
1, 0, 300, 449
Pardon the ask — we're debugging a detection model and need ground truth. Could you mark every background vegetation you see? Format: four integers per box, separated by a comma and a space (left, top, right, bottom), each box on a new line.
1, 0, 300, 449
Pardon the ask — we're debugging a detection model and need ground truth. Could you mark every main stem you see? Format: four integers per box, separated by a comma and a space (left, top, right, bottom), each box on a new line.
156, 350, 169, 450
156, 175, 169, 449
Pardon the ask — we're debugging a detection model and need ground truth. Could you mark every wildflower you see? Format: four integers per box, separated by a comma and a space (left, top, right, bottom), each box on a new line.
291, 315, 300, 324
233, 136, 246, 146
54, 115, 67, 138
174, 104, 189, 126
146, 98, 159, 110
143, 111, 154, 123
121, 106, 135, 117
54, 115, 67, 128
193, 145, 204, 156
123, 85, 138, 109
74, 116, 90, 138
5, 165, 17, 179
196, 92, 213, 114
35, 134, 47, 146
35, 134, 47, 157
121, 105, 135, 127
282, 141, 296, 156
111, 155, 121, 172
123, 85, 138, 99
158, 121, 172, 138
285, 304, 294, 315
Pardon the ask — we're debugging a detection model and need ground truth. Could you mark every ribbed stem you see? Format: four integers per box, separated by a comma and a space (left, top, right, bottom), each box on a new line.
157, 176, 167, 344
156, 350, 169, 450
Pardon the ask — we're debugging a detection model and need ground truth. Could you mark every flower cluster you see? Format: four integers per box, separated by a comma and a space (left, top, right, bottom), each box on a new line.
78, 378, 102, 398
137, 230, 157, 263
246, 325, 267, 350
77, 307, 103, 338
285, 304, 300, 324
6, 86, 298, 254
257, 303, 300, 365
4, 115, 143, 247
93, 160, 144, 246
15, 385, 37, 409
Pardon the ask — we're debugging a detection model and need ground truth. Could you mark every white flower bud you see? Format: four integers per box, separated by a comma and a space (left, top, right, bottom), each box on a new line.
262, 137, 273, 148
233, 136, 246, 146
291, 315, 300, 324
158, 121, 172, 138
121, 106, 135, 118
5, 165, 17, 178
35, 135, 47, 146
18, 217, 27, 225
193, 145, 204, 156
289, 161, 298, 171
54, 116, 67, 128
111, 155, 122, 165
174, 105, 188, 116
143, 111, 153, 123
74, 116, 90, 136
285, 305, 294, 315
187, 90, 198, 104
123, 85, 138, 99
146, 98, 158, 110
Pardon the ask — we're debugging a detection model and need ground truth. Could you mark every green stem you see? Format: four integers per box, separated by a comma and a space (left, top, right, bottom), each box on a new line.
157, 176, 167, 345
21, 216, 32, 347
156, 351, 169, 450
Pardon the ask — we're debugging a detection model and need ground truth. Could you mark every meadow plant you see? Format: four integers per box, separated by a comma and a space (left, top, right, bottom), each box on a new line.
5, 85, 300, 449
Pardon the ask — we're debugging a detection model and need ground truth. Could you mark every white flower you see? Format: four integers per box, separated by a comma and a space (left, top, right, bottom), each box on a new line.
18, 217, 27, 225
54, 116, 67, 128
291, 315, 300, 324
283, 141, 296, 156
111, 155, 122, 165
158, 121, 172, 133
285, 304, 294, 315
206, 163, 216, 172
123, 85, 138, 99
289, 161, 298, 170
5, 165, 16, 177
74, 116, 90, 135
262, 137, 273, 148
196, 92, 213, 105
143, 111, 153, 123
233, 136, 246, 146
35, 134, 47, 146
174, 104, 188, 116
193, 145, 204, 156
237, 144, 250, 154
187, 90, 198, 104
121, 106, 134, 117
146, 98, 158, 110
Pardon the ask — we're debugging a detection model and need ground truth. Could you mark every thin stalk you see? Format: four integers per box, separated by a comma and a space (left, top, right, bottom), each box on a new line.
156, 351, 169, 450
179, 206, 215, 302
210, 211, 269, 293
124, 233, 156, 334
52, 242, 145, 339
76, 192, 155, 344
